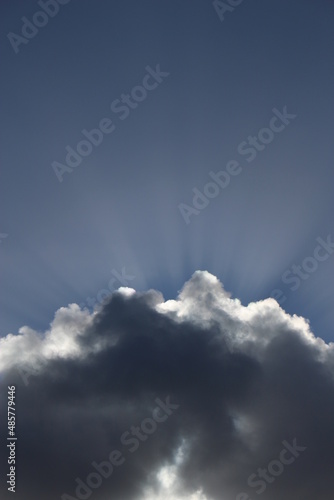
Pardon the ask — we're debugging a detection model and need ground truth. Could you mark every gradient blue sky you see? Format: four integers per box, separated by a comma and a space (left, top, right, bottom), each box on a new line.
1, 0, 333, 341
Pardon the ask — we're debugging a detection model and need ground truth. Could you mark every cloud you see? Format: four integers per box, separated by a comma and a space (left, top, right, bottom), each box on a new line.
0, 271, 334, 500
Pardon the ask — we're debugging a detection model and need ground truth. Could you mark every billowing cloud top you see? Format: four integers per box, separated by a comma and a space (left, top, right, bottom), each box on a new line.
0, 271, 333, 500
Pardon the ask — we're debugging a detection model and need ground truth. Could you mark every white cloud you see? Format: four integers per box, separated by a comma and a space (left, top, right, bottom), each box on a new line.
1, 271, 333, 377
1, 271, 334, 499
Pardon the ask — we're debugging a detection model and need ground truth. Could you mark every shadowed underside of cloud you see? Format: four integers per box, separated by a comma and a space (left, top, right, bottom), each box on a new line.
0, 271, 334, 500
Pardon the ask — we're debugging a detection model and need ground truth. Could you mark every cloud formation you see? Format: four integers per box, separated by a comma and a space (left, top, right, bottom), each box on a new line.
1, 271, 334, 500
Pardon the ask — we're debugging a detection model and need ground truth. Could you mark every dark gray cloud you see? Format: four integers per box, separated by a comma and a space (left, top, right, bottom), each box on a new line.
1, 271, 334, 499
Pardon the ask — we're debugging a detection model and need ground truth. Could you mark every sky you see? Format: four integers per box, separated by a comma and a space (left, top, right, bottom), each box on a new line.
0, 0, 334, 499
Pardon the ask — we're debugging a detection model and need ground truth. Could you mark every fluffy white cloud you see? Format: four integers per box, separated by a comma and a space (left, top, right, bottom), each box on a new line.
1, 271, 334, 500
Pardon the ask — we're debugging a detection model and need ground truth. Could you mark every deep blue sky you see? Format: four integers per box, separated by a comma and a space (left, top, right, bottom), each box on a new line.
1, 0, 333, 341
